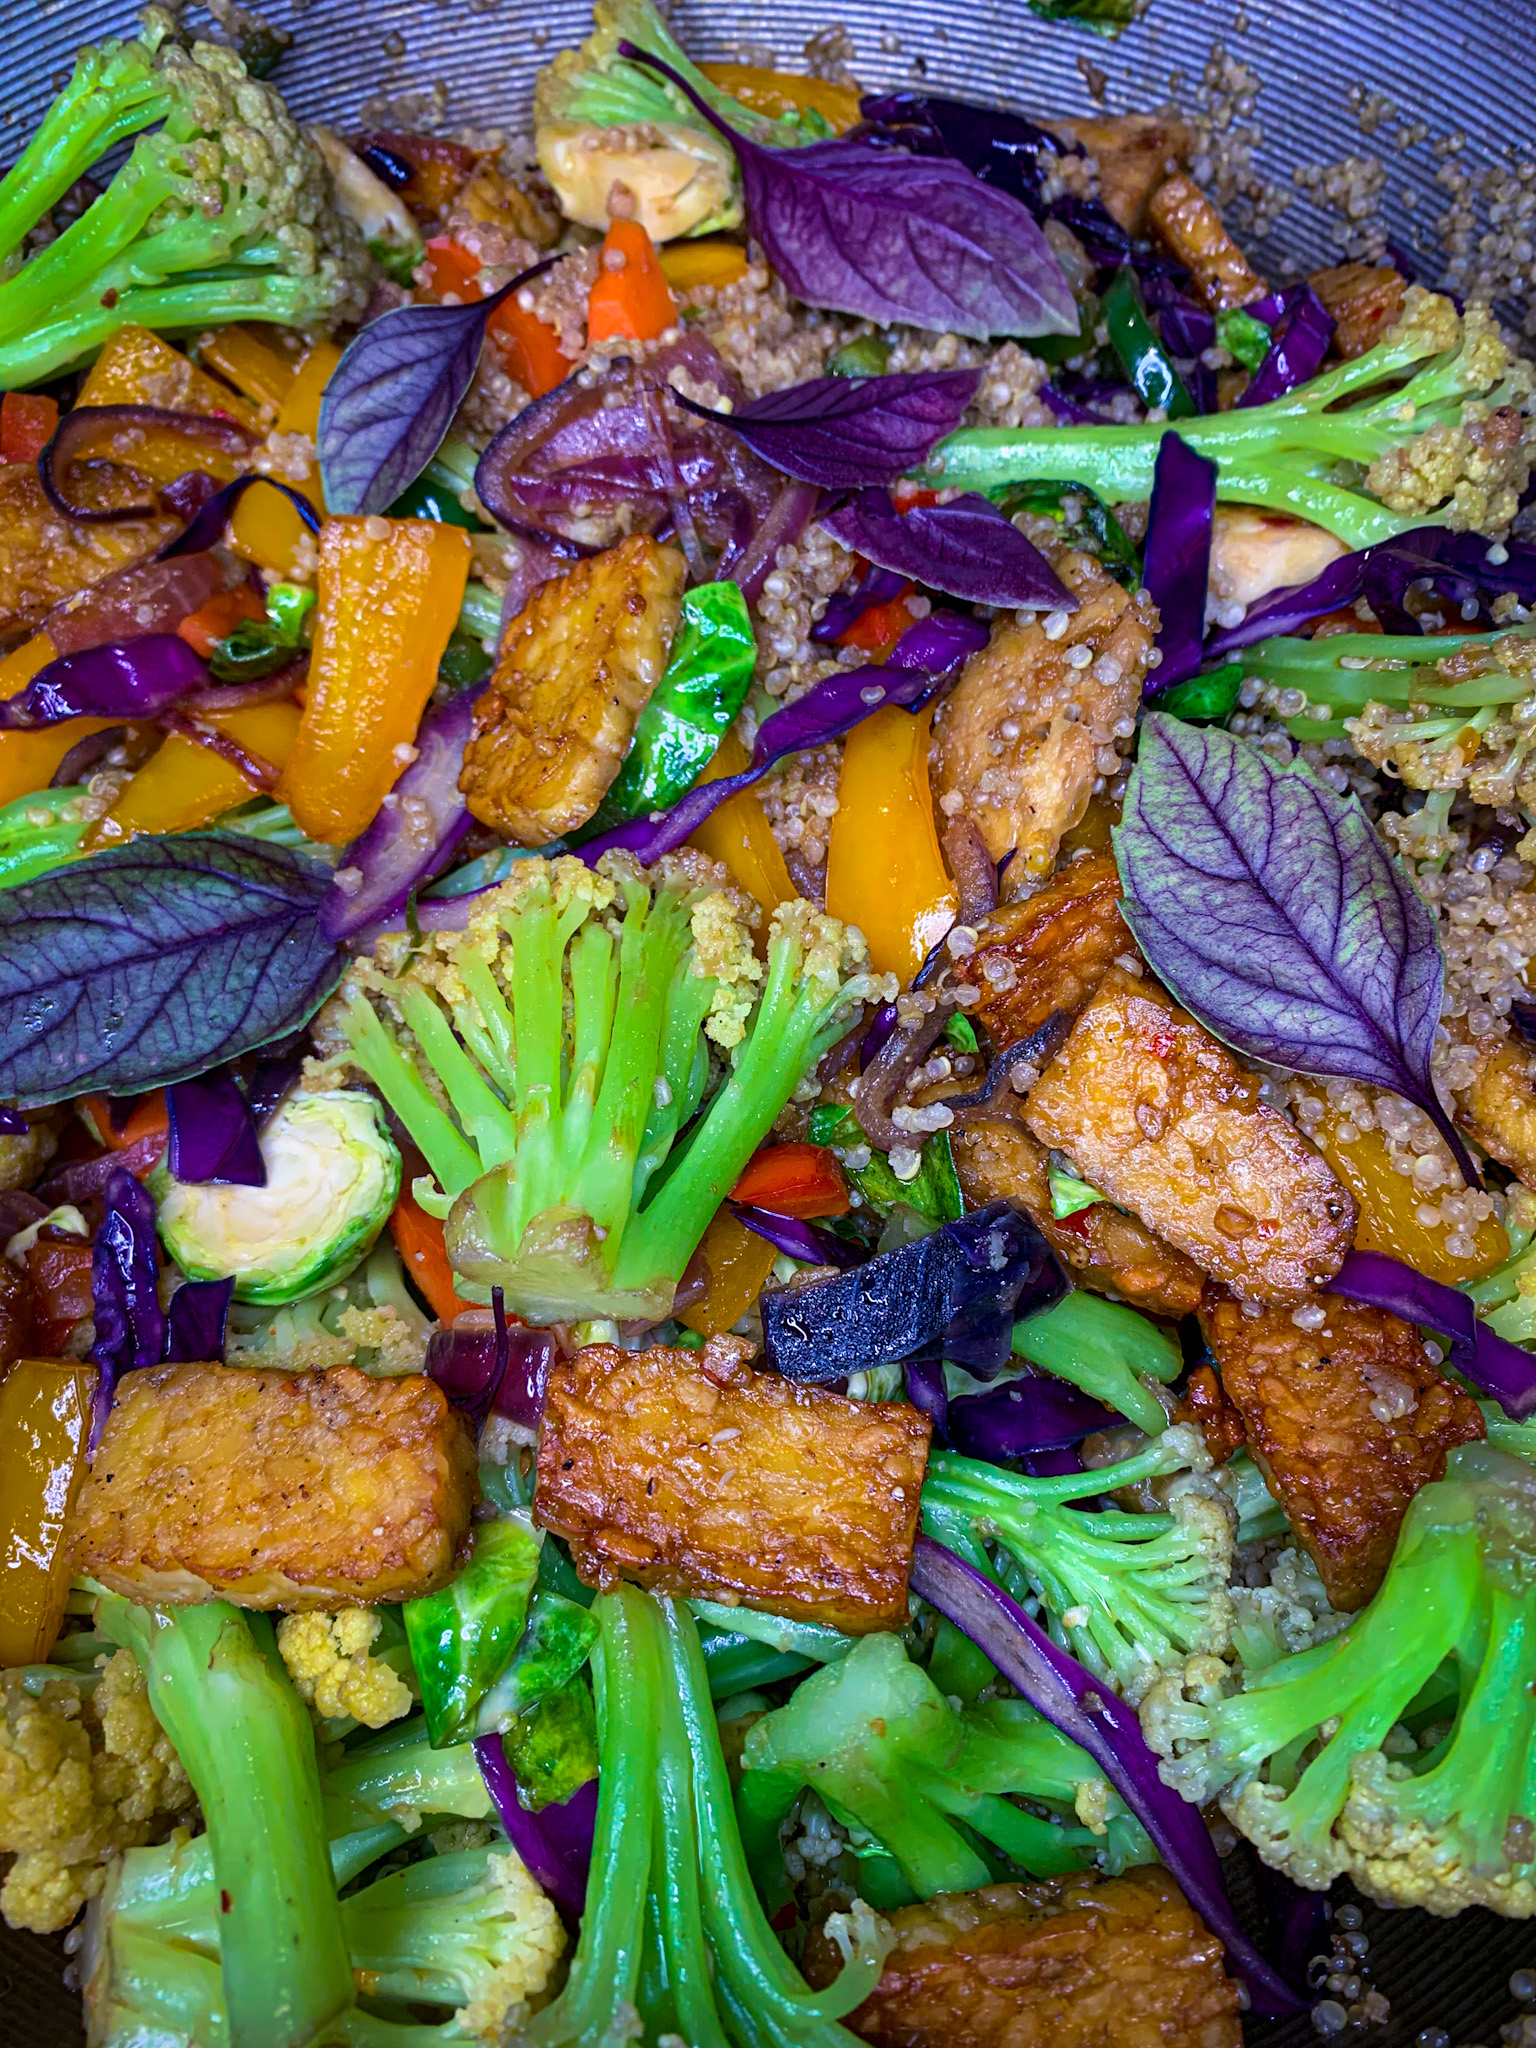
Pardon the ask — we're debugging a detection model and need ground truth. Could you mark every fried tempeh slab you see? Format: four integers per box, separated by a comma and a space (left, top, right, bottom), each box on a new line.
954, 1119, 1206, 1320
534, 1342, 931, 1631
951, 850, 1133, 1057
1201, 1292, 1484, 1610
1024, 969, 1356, 1304
802, 1868, 1241, 2048
74, 1363, 478, 1608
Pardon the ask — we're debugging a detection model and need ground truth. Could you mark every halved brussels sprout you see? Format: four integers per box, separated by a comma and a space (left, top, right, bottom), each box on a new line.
152, 1089, 400, 1306
536, 119, 738, 239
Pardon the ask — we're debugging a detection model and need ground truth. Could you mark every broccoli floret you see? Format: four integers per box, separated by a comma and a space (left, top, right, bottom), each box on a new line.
524, 1584, 887, 2048
920, 1424, 1235, 1705
927, 289, 1535, 549
0, 1653, 192, 1935
339, 853, 877, 1322
740, 1632, 1150, 1906
1140, 1443, 1536, 1915
0, 7, 369, 388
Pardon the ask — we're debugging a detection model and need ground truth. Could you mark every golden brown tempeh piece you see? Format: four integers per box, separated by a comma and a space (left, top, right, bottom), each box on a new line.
802, 1867, 1241, 2048
1024, 969, 1356, 1303
533, 1342, 931, 1632
1148, 175, 1268, 312
953, 850, 1133, 1058
1201, 1291, 1485, 1610
73, 1362, 478, 1609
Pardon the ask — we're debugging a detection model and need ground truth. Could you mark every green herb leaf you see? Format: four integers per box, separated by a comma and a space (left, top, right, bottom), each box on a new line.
1048, 1161, 1104, 1217
0, 833, 342, 1105
1216, 305, 1274, 374
1157, 660, 1244, 724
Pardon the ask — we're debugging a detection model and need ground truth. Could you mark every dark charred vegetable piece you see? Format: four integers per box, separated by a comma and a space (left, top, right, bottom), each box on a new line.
0, 834, 343, 1105
1141, 432, 1218, 691
761, 1200, 1065, 1384
618, 42, 1076, 340
1116, 715, 1478, 1187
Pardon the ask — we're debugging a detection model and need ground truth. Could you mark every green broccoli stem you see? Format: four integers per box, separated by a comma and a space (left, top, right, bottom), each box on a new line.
520, 1588, 658, 2047
1241, 626, 1532, 742
1008, 1291, 1180, 1437
94, 1594, 355, 2048
0, 33, 173, 266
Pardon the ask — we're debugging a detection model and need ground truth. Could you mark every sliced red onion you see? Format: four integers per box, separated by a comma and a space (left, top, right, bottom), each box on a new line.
1330, 1247, 1536, 1418
427, 1287, 558, 1428
730, 1203, 862, 1269
909, 1537, 1303, 2019
1236, 285, 1335, 409
0, 637, 208, 729
164, 1276, 234, 1363
167, 1075, 266, 1188
44, 552, 238, 657
158, 474, 321, 560
813, 562, 910, 643
717, 479, 820, 609
156, 710, 282, 792
37, 1131, 166, 1206
473, 1732, 595, 1919
50, 725, 128, 788
321, 684, 485, 943
40, 406, 255, 524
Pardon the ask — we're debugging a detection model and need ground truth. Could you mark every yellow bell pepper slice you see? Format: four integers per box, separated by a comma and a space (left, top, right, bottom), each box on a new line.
89, 698, 304, 848
826, 703, 957, 985
0, 1358, 95, 1667
658, 238, 750, 293
278, 516, 472, 845
229, 339, 343, 576
698, 63, 863, 132
1311, 1106, 1510, 1286
194, 324, 303, 416
77, 325, 261, 432
688, 730, 797, 922
676, 1208, 779, 1338
0, 633, 123, 807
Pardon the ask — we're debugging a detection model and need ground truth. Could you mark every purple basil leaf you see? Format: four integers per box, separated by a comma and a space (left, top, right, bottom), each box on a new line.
1238, 287, 1335, 408
761, 1199, 1064, 1384
820, 489, 1074, 609
578, 609, 988, 867
679, 371, 981, 491
730, 1203, 863, 1269
1142, 433, 1217, 693
1117, 716, 1480, 1187
321, 684, 485, 943
1205, 525, 1536, 657
474, 1733, 594, 1918
813, 563, 910, 643
857, 92, 1077, 216
319, 256, 559, 516
1330, 1247, 1536, 1418
619, 43, 1075, 340
910, 1538, 1303, 2018
0, 835, 343, 1105
89, 1168, 166, 1450
167, 1074, 266, 1187
158, 475, 321, 560
902, 1355, 1113, 1458
0, 637, 208, 729
164, 1275, 234, 1364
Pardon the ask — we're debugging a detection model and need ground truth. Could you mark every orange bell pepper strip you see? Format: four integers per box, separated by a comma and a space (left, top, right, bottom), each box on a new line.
698, 63, 863, 132
826, 702, 958, 985
0, 392, 59, 463
419, 235, 484, 302
676, 1207, 780, 1338
76, 326, 260, 431
194, 324, 302, 417
0, 633, 121, 806
228, 338, 341, 576
277, 516, 472, 845
1311, 1107, 1510, 1286
490, 298, 571, 398
587, 219, 678, 345
90, 698, 304, 847
175, 583, 268, 659
0, 1358, 96, 1666
731, 1142, 850, 1218
687, 731, 797, 923
79, 1089, 169, 1158
658, 239, 750, 293
389, 1189, 474, 1322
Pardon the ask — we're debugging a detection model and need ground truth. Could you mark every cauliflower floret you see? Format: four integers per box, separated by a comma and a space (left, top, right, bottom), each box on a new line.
0, 1656, 193, 1933
1229, 1544, 1349, 1672
454, 1848, 568, 2044
1222, 1775, 1351, 1894
275, 1609, 413, 1729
